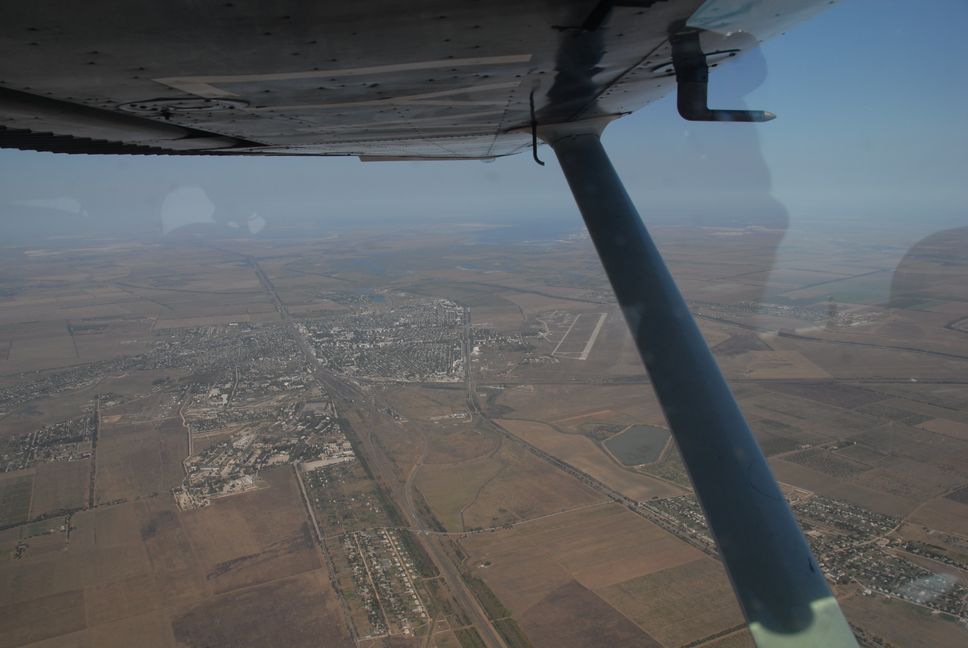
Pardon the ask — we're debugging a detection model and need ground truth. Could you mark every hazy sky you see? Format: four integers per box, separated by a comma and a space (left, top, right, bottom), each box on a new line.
1, 0, 965, 242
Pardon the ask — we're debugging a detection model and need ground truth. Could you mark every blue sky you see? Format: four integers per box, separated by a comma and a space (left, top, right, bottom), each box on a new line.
1, 0, 965, 241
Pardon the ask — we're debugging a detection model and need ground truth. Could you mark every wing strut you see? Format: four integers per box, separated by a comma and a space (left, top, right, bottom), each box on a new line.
544, 124, 857, 648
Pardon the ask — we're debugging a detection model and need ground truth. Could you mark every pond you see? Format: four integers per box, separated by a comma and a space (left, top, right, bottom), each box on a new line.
603, 425, 670, 465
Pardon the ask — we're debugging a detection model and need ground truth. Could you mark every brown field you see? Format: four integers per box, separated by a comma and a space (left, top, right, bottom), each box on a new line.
0, 465, 349, 647
171, 569, 352, 648
344, 406, 422, 479
869, 396, 968, 425
0, 321, 80, 373
29, 460, 89, 518
0, 589, 87, 648
834, 442, 892, 466
460, 504, 711, 647
741, 391, 878, 441
381, 384, 467, 420
759, 381, 888, 410
494, 384, 665, 433
469, 299, 526, 334
785, 447, 872, 478
919, 417, 968, 441
461, 504, 701, 609
697, 319, 734, 349
154, 311, 280, 328
841, 588, 968, 648
909, 497, 968, 536
0, 471, 34, 528
0, 245, 289, 375
852, 459, 963, 501
852, 426, 968, 477
519, 580, 660, 648
417, 437, 603, 532
179, 467, 320, 595
495, 419, 684, 501
727, 350, 831, 380
0, 502, 155, 638
0, 526, 25, 560
422, 422, 501, 465
84, 572, 162, 626
89, 610, 176, 648
137, 499, 210, 606
431, 629, 462, 648
501, 293, 600, 319
416, 455, 504, 531
598, 558, 745, 647
855, 401, 932, 426
368, 637, 422, 648
95, 418, 185, 504
381, 386, 501, 464
459, 442, 604, 530
773, 336, 967, 381
19, 529, 70, 561
752, 432, 803, 457
704, 630, 756, 648
770, 459, 918, 517
69, 318, 154, 363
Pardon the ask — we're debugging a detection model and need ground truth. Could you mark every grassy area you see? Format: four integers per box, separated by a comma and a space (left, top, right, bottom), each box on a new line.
449, 539, 467, 562
415, 459, 502, 531
416, 579, 442, 619
398, 529, 439, 578
413, 488, 447, 532
640, 446, 691, 487
454, 627, 487, 648
494, 618, 535, 648
462, 571, 511, 621
374, 482, 404, 527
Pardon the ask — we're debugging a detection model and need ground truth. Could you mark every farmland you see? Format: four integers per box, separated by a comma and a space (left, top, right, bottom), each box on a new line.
1, 220, 968, 647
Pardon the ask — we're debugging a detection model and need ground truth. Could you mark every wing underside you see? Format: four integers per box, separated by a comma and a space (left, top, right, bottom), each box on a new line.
0, 0, 830, 158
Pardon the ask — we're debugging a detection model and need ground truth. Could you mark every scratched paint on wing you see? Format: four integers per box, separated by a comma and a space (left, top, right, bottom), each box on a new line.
155, 55, 533, 98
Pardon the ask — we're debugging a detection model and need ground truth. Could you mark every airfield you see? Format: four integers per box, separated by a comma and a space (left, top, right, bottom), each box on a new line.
1, 222, 968, 647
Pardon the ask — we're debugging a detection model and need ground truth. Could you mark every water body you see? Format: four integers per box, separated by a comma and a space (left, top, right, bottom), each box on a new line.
603, 425, 670, 465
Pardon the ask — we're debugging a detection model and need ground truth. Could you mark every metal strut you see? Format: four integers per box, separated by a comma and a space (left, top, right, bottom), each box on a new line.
529, 91, 545, 166
671, 26, 775, 123
547, 130, 856, 648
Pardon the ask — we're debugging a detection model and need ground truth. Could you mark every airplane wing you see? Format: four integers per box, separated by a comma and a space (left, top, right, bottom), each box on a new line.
2, 0, 829, 159
0, 2, 861, 647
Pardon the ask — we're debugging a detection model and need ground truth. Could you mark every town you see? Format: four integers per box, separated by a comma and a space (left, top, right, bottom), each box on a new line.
645, 491, 967, 618
301, 296, 466, 382
1, 414, 94, 472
